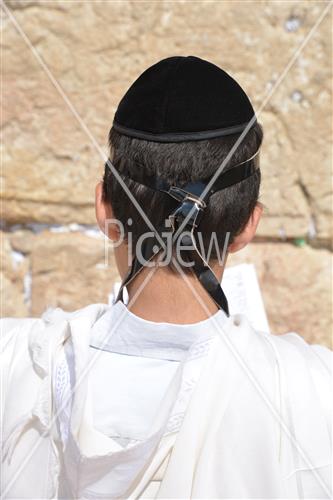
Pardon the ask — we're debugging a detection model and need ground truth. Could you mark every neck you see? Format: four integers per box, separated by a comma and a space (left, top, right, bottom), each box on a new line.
126, 264, 225, 324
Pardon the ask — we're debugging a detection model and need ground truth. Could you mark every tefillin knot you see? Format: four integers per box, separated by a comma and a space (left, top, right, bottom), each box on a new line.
167, 185, 206, 236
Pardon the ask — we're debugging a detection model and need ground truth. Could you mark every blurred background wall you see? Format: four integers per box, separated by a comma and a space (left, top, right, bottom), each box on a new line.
1, 0, 332, 346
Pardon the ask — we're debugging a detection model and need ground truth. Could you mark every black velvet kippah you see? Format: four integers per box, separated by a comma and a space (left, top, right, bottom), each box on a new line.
113, 56, 256, 142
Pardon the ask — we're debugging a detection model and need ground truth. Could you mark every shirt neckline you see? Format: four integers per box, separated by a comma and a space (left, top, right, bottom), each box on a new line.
89, 301, 227, 361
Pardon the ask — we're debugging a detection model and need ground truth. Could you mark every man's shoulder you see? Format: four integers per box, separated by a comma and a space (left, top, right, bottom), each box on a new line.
250, 325, 332, 421
1, 302, 110, 363
0, 316, 44, 352
257, 327, 332, 370
1, 302, 110, 330
224, 314, 332, 381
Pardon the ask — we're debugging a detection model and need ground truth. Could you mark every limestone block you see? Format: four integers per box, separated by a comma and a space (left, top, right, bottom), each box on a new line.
29, 230, 120, 315
1, 1, 331, 241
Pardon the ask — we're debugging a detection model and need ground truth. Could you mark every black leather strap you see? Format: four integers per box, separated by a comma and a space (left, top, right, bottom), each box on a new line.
191, 253, 229, 315
113, 149, 260, 203
116, 225, 168, 304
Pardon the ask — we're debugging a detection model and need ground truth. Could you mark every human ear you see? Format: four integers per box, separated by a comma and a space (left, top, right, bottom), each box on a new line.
228, 202, 263, 254
95, 181, 120, 241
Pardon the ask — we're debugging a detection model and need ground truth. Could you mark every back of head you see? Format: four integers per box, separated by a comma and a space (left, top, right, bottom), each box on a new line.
103, 56, 262, 268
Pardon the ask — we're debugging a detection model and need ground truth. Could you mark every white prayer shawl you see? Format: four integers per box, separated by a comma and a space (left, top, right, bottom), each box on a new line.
1, 303, 331, 499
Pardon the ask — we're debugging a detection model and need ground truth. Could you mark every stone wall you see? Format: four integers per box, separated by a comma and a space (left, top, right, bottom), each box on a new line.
1, 1, 332, 346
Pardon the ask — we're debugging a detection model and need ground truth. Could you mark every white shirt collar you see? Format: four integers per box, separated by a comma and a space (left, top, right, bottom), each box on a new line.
89, 301, 228, 361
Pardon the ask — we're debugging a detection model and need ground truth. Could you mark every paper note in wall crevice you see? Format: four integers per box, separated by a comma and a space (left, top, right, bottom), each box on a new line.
109, 263, 270, 334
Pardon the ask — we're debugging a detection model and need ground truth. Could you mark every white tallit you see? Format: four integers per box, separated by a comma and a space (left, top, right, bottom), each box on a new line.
1, 303, 331, 499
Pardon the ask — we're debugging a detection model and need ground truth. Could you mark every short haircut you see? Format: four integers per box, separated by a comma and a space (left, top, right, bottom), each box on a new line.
103, 123, 263, 267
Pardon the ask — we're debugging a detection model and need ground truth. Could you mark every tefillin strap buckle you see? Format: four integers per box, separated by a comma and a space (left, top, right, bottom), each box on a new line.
167, 185, 207, 232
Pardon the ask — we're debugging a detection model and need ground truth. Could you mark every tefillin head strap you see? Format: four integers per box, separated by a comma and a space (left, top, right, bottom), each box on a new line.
111, 148, 260, 316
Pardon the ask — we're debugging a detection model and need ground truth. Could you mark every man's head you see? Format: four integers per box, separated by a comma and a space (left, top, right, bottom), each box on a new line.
96, 56, 263, 285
